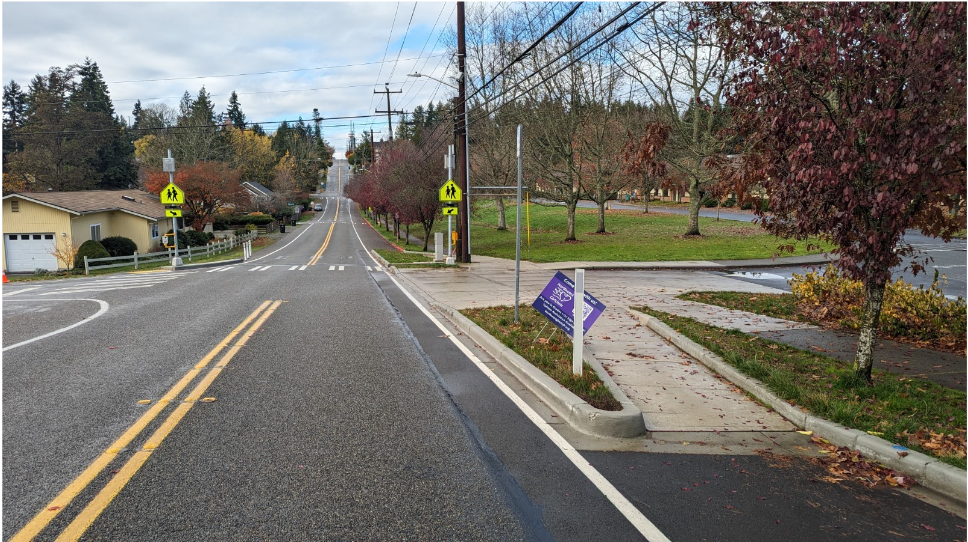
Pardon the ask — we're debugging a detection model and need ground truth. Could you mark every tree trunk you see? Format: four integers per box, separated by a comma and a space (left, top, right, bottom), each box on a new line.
566, 201, 578, 241
597, 201, 606, 233
496, 196, 507, 230
685, 178, 702, 236
853, 277, 887, 385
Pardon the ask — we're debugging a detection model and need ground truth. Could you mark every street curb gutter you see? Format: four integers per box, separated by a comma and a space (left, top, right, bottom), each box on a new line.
428, 302, 647, 439
629, 308, 967, 505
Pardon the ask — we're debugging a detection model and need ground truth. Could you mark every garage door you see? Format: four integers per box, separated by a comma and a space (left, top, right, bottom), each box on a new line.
4, 233, 59, 272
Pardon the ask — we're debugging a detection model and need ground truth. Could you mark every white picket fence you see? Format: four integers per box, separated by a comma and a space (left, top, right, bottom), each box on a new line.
83, 231, 257, 275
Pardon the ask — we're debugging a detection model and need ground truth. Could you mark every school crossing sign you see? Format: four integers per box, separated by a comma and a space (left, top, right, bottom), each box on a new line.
160, 182, 185, 205
439, 179, 461, 203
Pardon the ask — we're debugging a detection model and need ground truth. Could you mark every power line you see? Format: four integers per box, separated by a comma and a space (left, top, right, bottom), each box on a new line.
105, 54, 447, 84
387, 2, 419, 83
369, 2, 402, 117
412, 2, 653, 166
32, 81, 420, 106
465, 2, 649, 129
464, 2, 584, 104
10, 114, 392, 137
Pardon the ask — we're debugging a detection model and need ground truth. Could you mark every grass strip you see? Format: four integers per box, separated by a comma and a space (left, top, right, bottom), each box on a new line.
635, 306, 967, 469
462, 305, 621, 411
373, 249, 448, 268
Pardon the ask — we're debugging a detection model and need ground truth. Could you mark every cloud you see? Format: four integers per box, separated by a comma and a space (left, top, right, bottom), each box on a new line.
2, 1, 455, 154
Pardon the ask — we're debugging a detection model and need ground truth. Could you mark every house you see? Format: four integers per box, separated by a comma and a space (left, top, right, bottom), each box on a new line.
2, 189, 168, 272
242, 181, 275, 210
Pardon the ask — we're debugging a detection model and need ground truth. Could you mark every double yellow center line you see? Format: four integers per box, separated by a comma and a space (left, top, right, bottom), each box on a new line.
13, 300, 284, 542
308, 198, 340, 266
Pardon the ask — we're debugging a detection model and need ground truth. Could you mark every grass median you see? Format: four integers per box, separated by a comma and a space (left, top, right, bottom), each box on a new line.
635, 306, 967, 469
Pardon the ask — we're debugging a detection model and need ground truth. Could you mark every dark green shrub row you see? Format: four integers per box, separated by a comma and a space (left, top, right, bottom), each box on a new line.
212, 214, 275, 230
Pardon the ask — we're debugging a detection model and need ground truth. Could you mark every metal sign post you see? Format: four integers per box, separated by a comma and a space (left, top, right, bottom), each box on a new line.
443, 146, 456, 264
163, 150, 183, 266
515, 125, 523, 323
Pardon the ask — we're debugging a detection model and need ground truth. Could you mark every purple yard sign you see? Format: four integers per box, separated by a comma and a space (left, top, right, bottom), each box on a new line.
532, 271, 606, 338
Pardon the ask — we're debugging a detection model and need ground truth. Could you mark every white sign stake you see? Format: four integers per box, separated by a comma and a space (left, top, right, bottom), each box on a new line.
572, 268, 584, 375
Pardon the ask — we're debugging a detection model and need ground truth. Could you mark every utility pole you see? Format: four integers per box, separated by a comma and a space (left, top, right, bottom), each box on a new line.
456, 1, 470, 263
374, 83, 404, 141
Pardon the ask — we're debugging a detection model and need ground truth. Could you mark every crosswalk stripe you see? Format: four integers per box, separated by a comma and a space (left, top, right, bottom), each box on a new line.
299, 265, 307, 271
329, 265, 335, 271
289, 265, 299, 270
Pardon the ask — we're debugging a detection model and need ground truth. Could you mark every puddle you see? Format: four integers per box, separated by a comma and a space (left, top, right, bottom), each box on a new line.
726, 271, 788, 281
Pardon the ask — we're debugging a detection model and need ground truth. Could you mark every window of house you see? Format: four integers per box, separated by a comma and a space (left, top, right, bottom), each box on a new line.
150, 222, 159, 239
90, 224, 102, 242
11, 200, 19, 212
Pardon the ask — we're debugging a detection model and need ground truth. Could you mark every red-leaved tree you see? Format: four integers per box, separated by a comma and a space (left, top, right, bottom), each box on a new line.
709, 3, 966, 384
145, 161, 250, 231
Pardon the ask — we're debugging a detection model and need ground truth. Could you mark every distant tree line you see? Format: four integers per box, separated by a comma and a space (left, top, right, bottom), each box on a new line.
3, 58, 334, 221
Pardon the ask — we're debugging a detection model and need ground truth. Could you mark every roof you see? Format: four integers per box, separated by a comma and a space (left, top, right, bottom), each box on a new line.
242, 181, 274, 198
3, 189, 166, 221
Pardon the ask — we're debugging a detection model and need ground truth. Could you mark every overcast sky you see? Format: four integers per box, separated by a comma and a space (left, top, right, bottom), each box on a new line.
2, 1, 462, 155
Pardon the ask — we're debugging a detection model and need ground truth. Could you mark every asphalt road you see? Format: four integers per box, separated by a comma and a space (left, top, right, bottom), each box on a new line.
3, 164, 964, 540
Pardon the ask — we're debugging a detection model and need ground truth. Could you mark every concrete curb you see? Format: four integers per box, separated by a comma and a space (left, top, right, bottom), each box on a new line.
427, 302, 647, 439
629, 308, 967, 505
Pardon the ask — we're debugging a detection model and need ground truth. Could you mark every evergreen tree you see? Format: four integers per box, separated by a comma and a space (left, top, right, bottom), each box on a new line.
227, 91, 246, 129
3, 80, 28, 159
131, 99, 143, 130
71, 59, 137, 188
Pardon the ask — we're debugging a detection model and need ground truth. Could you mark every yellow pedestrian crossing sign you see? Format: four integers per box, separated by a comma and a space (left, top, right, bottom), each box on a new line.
439, 179, 461, 202
442, 206, 458, 216
160, 182, 185, 205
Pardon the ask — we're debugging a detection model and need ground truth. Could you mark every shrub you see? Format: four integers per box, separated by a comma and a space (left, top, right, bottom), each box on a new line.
100, 236, 138, 257
723, 197, 737, 208
75, 240, 110, 269
790, 267, 967, 350
184, 230, 210, 247
234, 224, 257, 238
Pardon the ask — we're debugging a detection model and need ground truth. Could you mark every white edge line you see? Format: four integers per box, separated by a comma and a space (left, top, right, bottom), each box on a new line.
2, 298, 110, 352
348, 206, 670, 541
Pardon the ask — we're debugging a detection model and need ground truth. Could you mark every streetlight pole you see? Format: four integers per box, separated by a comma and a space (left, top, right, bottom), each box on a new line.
408, 63, 472, 263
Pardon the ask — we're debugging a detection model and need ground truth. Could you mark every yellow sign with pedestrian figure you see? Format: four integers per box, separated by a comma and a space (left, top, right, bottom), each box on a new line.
160, 182, 185, 205
439, 180, 461, 202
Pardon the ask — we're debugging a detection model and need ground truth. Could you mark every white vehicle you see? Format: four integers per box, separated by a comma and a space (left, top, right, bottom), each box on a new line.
314, 203, 323, 211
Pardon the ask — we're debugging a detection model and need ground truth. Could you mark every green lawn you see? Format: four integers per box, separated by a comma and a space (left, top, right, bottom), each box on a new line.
470, 201, 827, 262
373, 200, 827, 263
